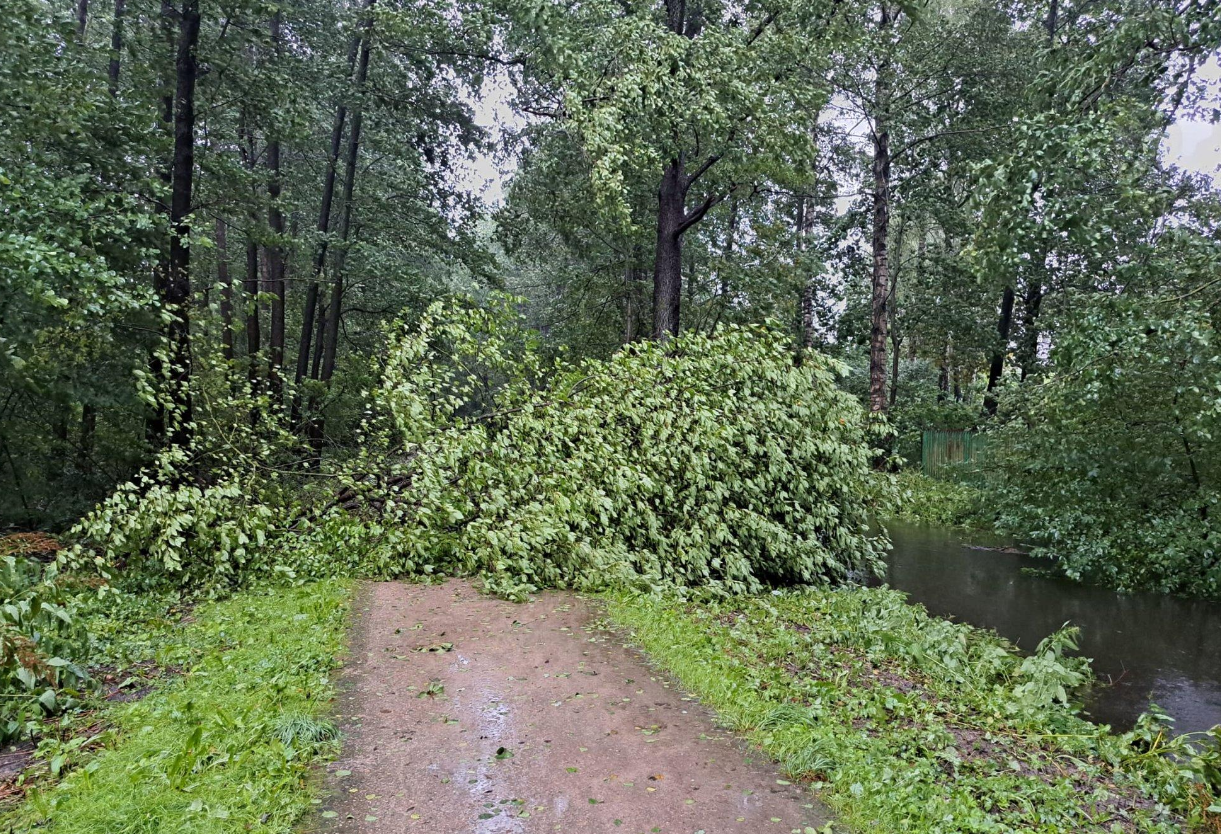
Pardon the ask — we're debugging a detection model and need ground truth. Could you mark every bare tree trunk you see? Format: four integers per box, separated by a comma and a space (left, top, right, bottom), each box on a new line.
868, 48, 892, 414
311, 301, 327, 380
937, 334, 953, 401
622, 256, 637, 344
1018, 278, 1043, 381
216, 218, 234, 363
649, 0, 719, 342
265, 15, 287, 408
319, 14, 373, 387
78, 404, 96, 475
984, 286, 1015, 415
309, 7, 374, 451
652, 159, 685, 340
244, 233, 261, 381
292, 7, 366, 428
157, 0, 200, 449
145, 0, 178, 447
796, 194, 817, 350
107, 0, 124, 94
75, 0, 89, 38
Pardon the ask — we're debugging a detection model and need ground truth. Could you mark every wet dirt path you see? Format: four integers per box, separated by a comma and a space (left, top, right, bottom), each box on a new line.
317, 580, 830, 834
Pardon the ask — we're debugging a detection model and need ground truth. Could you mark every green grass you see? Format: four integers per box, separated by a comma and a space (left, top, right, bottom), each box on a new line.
3, 580, 352, 834
605, 588, 1212, 833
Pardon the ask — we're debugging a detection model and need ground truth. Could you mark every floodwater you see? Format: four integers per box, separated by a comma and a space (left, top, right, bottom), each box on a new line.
883, 521, 1221, 735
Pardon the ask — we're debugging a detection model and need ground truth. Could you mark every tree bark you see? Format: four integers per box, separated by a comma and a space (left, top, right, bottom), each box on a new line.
216, 218, 234, 362
265, 13, 287, 407
984, 285, 1015, 415
244, 233, 261, 378
157, 0, 200, 449
937, 333, 953, 401
1018, 278, 1043, 380
648, 0, 721, 342
622, 255, 638, 344
652, 159, 685, 340
868, 49, 892, 414
292, 9, 366, 428
78, 404, 96, 475
75, 0, 89, 38
796, 195, 817, 350
107, 0, 124, 94
319, 12, 373, 387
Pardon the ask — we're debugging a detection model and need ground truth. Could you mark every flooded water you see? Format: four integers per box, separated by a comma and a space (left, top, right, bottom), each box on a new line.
883, 521, 1221, 735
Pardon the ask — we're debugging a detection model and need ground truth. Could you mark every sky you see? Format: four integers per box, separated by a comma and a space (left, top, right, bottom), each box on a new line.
1161, 57, 1221, 188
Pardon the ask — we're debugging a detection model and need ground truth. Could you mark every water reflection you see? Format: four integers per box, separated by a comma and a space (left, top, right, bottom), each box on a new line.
883, 521, 1221, 734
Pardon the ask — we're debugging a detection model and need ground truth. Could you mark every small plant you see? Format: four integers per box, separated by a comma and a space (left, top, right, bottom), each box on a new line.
0, 551, 92, 741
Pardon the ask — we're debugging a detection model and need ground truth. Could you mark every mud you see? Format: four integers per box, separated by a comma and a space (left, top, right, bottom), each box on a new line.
316, 580, 831, 834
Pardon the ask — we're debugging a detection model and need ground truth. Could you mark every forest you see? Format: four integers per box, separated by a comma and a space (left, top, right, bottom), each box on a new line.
1, 0, 1220, 829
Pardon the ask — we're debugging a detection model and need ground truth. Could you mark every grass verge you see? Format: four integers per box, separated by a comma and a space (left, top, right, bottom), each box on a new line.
2, 579, 351, 834
606, 588, 1218, 833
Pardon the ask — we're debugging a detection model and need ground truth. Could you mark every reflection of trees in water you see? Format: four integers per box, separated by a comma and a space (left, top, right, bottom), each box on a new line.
885, 522, 1221, 733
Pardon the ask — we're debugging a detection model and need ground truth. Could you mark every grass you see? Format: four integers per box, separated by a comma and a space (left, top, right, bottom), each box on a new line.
2, 579, 352, 834
605, 587, 1216, 833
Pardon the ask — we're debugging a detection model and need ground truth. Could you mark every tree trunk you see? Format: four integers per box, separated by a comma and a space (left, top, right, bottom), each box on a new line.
652, 159, 685, 340
107, 0, 124, 94
145, 0, 178, 447
984, 285, 1015, 415
216, 218, 234, 362
319, 19, 372, 386
937, 333, 952, 401
292, 10, 366, 429
1018, 278, 1043, 381
75, 0, 89, 38
868, 61, 892, 414
245, 233, 261, 380
797, 195, 817, 350
265, 16, 287, 408
622, 256, 637, 344
310, 7, 374, 452
78, 404, 96, 475
157, 0, 200, 449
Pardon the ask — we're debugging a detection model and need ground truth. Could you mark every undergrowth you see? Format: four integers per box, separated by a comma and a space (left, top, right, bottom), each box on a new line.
891, 470, 987, 528
606, 588, 1221, 833
1, 580, 351, 833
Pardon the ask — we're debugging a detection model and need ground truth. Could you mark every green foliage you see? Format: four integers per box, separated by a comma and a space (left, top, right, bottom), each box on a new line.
4, 580, 351, 833
0, 554, 91, 741
361, 297, 889, 597
990, 298, 1221, 598
67, 297, 888, 602
892, 471, 986, 529
607, 588, 1217, 833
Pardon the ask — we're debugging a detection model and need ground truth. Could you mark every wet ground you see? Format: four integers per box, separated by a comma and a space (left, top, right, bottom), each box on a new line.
316, 580, 829, 834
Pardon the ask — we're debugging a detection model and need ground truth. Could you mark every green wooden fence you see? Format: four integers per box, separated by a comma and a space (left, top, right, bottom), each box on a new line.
921, 429, 995, 479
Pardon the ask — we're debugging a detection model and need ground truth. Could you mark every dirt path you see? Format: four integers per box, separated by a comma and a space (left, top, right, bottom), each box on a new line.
317, 580, 831, 834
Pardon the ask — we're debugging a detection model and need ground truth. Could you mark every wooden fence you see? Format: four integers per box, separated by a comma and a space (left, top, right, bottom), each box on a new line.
921, 429, 996, 479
